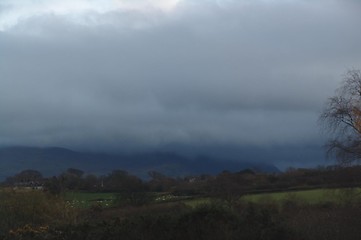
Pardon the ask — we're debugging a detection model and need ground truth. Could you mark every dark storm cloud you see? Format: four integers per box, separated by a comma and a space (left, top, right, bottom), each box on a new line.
0, 0, 360, 154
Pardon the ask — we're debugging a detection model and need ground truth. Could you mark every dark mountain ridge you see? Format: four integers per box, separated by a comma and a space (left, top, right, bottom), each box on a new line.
0, 146, 280, 180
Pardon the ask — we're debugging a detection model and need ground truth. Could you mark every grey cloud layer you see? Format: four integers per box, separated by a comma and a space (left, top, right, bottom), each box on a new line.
0, 0, 360, 151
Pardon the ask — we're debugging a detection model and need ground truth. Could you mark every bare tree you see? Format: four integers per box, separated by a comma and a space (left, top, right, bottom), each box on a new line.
320, 69, 361, 164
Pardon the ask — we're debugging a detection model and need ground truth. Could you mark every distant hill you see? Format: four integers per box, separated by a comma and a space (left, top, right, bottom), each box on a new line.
0, 146, 280, 180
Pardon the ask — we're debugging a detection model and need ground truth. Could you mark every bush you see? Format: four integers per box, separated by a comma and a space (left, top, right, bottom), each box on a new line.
176, 203, 239, 240
0, 189, 77, 237
19, 201, 292, 240
238, 202, 290, 240
114, 191, 154, 207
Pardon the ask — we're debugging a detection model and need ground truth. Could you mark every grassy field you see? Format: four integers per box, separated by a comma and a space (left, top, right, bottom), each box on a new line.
182, 197, 210, 207
242, 188, 361, 205
63, 187, 361, 208
64, 192, 192, 208
182, 188, 361, 207
65, 192, 117, 208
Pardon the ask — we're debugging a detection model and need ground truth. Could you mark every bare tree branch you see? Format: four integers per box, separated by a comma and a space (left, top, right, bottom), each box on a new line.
319, 69, 361, 164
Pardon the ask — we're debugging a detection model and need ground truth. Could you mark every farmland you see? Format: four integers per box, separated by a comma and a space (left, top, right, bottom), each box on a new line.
64, 191, 116, 208
242, 188, 361, 205
3, 165, 361, 239
63, 187, 361, 209
3, 187, 361, 240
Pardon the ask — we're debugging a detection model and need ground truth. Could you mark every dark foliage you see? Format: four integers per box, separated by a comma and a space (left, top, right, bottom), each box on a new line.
5, 202, 290, 240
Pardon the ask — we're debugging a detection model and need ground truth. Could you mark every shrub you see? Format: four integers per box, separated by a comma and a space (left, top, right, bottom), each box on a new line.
0, 189, 78, 236
1, 197, 293, 240
114, 191, 154, 207
238, 202, 291, 240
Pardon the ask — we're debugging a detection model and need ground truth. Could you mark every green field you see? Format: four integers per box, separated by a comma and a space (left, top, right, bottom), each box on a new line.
242, 188, 361, 204
65, 192, 117, 208
182, 188, 361, 207
182, 197, 210, 207
64, 188, 361, 208
64, 192, 192, 208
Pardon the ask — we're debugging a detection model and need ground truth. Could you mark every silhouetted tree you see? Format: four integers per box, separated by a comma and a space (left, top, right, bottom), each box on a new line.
104, 170, 144, 192
44, 176, 63, 195
5, 169, 43, 186
66, 168, 84, 178
320, 69, 361, 164
81, 174, 99, 191
60, 168, 85, 190
148, 171, 178, 192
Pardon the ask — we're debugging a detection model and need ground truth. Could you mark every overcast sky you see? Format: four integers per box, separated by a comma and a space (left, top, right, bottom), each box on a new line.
1, 0, 361, 167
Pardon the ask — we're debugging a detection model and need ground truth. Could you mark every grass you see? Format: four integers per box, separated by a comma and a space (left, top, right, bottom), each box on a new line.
63, 187, 361, 209
242, 188, 361, 205
64, 192, 194, 208
64, 192, 117, 208
183, 198, 210, 207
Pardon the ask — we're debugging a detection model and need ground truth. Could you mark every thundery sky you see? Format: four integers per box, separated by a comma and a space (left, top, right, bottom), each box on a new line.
1, 0, 361, 168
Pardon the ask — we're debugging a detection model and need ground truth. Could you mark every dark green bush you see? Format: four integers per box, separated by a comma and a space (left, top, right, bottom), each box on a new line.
114, 191, 154, 207
0, 190, 77, 237
10, 201, 292, 240
238, 202, 290, 240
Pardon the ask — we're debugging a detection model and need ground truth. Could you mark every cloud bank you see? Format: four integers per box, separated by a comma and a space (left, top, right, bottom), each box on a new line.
0, 0, 361, 157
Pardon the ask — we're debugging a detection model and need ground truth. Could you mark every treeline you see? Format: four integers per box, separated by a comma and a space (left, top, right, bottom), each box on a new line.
4, 164, 361, 197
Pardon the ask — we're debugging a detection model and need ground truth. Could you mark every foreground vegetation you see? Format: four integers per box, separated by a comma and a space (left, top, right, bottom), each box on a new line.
3, 165, 361, 239
3, 189, 361, 240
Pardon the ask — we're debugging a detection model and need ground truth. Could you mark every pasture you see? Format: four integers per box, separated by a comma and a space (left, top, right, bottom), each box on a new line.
65, 192, 116, 208
63, 187, 361, 209
242, 188, 361, 205
64, 192, 192, 208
